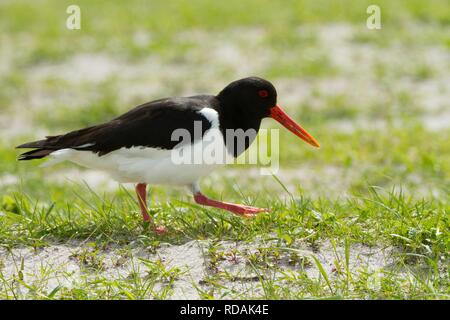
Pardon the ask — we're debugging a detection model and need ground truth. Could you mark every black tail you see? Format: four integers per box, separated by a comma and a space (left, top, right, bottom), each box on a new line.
16, 138, 55, 149
17, 148, 54, 160
16, 137, 60, 160
16, 123, 104, 161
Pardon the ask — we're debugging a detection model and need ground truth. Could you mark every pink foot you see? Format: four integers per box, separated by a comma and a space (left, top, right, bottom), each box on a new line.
193, 192, 269, 218
153, 225, 168, 235
230, 205, 270, 218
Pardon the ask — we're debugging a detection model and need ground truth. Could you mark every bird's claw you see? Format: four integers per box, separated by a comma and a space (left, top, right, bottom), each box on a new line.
153, 225, 168, 235
143, 220, 168, 235
233, 205, 270, 218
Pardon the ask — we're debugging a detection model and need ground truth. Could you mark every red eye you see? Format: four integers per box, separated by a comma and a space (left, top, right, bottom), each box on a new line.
258, 90, 269, 98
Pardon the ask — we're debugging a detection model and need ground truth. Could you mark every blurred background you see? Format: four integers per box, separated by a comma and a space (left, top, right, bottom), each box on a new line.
0, 0, 449, 201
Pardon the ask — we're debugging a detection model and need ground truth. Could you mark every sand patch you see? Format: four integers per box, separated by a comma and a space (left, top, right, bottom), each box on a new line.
0, 239, 399, 299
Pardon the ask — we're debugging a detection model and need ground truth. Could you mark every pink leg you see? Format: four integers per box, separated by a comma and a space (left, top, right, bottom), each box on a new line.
135, 183, 167, 234
135, 183, 150, 222
193, 192, 269, 218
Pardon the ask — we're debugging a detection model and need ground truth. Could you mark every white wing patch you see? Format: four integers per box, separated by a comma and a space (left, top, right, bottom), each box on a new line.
198, 107, 219, 128
74, 143, 95, 148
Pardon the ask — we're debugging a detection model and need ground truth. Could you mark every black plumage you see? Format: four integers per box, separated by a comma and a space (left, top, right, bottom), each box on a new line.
17, 96, 216, 160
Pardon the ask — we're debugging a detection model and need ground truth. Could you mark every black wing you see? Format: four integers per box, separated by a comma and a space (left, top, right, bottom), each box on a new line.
17, 96, 217, 160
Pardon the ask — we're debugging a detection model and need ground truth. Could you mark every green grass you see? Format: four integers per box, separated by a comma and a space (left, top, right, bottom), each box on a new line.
0, 0, 449, 299
0, 178, 448, 299
2, 184, 448, 251
0, 185, 448, 299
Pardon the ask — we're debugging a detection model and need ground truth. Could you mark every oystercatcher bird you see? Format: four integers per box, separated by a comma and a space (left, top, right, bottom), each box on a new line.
17, 77, 319, 233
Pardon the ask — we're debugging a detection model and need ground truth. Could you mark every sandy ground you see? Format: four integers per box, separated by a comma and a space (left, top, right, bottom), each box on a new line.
0, 239, 399, 299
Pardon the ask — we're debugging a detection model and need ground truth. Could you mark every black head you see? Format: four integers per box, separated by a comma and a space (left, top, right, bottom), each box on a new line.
217, 77, 277, 120
216, 76, 320, 155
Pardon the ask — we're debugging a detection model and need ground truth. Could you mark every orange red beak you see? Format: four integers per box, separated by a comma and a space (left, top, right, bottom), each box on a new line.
270, 105, 320, 148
